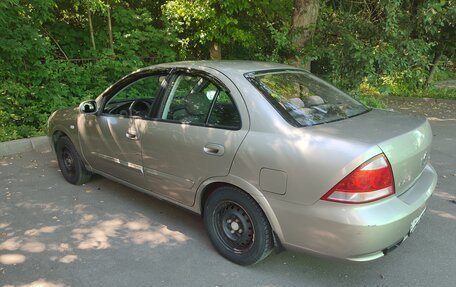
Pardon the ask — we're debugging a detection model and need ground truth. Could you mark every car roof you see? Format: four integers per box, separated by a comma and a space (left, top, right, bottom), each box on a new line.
152, 60, 298, 75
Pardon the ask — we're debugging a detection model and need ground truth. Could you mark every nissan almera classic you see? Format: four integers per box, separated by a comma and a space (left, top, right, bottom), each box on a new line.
48, 61, 437, 265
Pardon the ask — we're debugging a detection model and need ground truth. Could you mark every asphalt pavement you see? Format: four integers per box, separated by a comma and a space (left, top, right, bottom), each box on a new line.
1, 117, 455, 287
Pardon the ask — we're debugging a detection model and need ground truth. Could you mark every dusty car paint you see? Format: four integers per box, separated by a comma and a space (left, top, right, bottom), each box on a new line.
48, 61, 437, 262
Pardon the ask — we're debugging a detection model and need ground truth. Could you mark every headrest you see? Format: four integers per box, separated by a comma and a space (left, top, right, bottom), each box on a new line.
288, 98, 305, 108
305, 95, 324, 106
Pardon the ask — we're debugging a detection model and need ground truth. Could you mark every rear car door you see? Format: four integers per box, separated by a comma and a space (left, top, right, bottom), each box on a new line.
139, 70, 249, 206
79, 71, 169, 183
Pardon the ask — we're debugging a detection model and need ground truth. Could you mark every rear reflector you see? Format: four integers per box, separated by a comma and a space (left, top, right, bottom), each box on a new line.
321, 154, 395, 204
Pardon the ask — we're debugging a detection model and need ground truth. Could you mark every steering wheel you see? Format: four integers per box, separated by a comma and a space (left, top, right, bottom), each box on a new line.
128, 100, 150, 117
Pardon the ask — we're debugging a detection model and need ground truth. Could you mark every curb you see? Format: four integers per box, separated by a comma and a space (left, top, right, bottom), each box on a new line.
0, 136, 51, 157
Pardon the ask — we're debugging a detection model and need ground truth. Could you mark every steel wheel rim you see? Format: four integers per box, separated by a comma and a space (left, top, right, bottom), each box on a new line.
213, 200, 255, 254
61, 147, 75, 176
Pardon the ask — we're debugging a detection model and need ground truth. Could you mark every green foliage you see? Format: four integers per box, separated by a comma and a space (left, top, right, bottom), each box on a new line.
307, 1, 428, 89
162, 0, 292, 59
0, 1, 176, 141
389, 86, 456, 100
418, 0, 456, 56
434, 65, 456, 81
113, 7, 176, 63
162, 0, 250, 57
297, 0, 455, 107
0, 0, 455, 142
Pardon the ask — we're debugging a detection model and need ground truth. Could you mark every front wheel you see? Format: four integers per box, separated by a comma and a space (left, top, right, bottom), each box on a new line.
203, 186, 274, 265
56, 136, 92, 185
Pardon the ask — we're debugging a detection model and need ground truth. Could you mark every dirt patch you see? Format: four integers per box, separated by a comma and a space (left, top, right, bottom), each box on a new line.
435, 80, 456, 89
385, 96, 456, 120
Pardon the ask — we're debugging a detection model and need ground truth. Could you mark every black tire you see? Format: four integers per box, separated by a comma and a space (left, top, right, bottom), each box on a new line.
203, 186, 274, 265
56, 136, 92, 185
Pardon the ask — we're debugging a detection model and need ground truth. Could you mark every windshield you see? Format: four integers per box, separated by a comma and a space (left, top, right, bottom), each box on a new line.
247, 70, 369, 126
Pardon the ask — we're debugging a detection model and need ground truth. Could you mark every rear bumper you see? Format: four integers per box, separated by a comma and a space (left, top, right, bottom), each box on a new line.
269, 163, 437, 261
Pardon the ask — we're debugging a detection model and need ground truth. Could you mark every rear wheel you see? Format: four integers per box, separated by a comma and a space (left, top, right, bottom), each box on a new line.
56, 136, 91, 185
203, 186, 274, 265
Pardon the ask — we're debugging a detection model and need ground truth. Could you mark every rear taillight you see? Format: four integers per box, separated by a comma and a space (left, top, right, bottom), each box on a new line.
321, 154, 395, 204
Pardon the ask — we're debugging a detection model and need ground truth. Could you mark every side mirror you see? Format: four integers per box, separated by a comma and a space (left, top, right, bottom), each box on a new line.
79, 100, 97, 114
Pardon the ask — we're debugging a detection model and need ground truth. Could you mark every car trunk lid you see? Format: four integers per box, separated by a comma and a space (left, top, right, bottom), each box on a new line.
311, 109, 432, 196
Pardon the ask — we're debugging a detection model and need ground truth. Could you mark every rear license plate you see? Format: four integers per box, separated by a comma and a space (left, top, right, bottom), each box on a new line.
409, 208, 426, 235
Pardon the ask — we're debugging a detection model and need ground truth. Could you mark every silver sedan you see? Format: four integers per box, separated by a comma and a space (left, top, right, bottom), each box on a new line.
47, 61, 437, 265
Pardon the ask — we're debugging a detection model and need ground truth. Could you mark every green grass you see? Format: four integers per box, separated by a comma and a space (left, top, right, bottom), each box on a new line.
356, 95, 386, 109
391, 87, 456, 100
433, 68, 456, 82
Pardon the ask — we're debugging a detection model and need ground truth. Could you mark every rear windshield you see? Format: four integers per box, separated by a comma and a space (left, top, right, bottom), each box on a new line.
246, 70, 369, 126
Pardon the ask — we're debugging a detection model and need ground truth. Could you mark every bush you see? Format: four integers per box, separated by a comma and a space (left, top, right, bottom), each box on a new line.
0, 0, 454, 142
0, 2, 177, 142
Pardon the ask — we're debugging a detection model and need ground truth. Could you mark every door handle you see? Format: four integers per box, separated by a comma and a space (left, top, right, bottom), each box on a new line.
126, 131, 138, 140
204, 143, 224, 156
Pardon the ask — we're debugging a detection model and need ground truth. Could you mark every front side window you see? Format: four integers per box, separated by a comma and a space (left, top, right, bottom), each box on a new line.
247, 70, 369, 126
161, 74, 241, 129
103, 74, 166, 117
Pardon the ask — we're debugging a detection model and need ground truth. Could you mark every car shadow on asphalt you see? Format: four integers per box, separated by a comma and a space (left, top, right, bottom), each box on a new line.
1, 135, 456, 287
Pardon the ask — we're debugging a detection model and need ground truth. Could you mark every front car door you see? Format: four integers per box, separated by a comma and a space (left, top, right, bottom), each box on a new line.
139, 69, 249, 206
79, 70, 169, 184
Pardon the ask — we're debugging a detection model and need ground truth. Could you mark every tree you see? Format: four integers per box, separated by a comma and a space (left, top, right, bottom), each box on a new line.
162, 0, 250, 59
289, 0, 320, 68
418, 0, 456, 85
106, 3, 114, 54
77, 0, 109, 51
162, 0, 291, 60
70, 0, 117, 53
1, 0, 455, 142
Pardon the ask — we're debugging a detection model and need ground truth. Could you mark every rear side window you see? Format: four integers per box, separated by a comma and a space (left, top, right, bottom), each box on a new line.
161, 74, 241, 129
207, 91, 241, 129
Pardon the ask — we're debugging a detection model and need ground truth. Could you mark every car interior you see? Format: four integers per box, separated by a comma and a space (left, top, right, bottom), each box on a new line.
105, 98, 153, 117
162, 75, 241, 128
100, 73, 241, 129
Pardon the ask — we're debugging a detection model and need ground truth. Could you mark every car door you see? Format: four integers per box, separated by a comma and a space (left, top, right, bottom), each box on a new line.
139, 70, 249, 206
79, 71, 169, 184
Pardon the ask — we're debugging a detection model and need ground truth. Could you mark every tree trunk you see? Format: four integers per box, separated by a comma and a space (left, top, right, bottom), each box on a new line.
410, 0, 422, 39
44, 29, 69, 61
88, 10, 96, 50
209, 42, 221, 60
425, 51, 442, 87
289, 0, 320, 69
107, 5, 114, 54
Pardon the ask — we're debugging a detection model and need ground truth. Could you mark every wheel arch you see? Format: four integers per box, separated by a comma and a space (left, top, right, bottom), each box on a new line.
49, 124, 81, 152
196, 176, 285, 244
52, 130, 69, 149
50, 126, 89, 170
